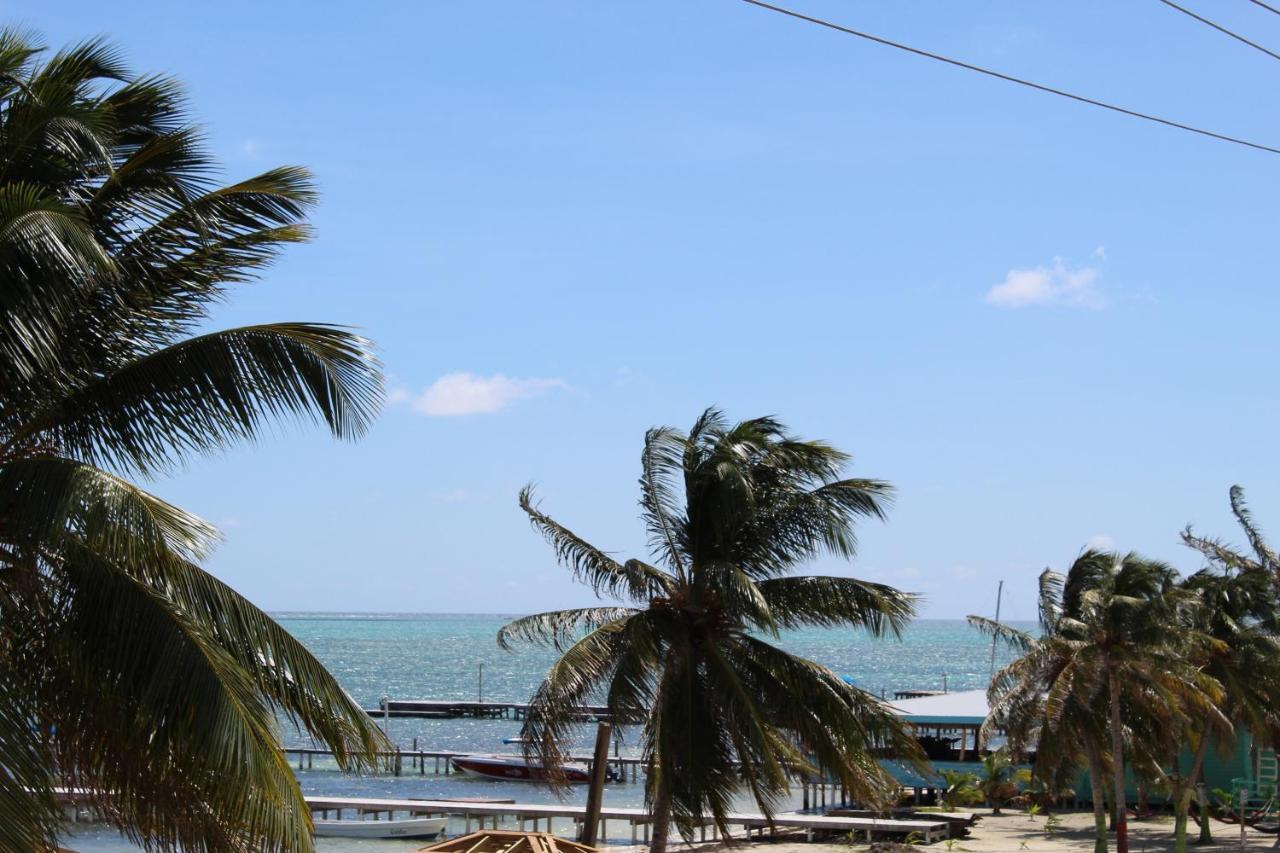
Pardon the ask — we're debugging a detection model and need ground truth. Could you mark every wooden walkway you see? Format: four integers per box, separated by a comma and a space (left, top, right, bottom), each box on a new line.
282, 746, 646, 783
283, 746, 852, 810
370, 700, 618, 721
303, 796, 952, 844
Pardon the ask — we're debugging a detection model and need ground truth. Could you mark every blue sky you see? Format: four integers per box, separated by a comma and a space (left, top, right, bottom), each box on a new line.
16, 1, 1280, 618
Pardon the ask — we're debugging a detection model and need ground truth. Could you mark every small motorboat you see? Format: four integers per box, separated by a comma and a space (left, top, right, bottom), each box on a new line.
312, 815, 447, 839
451, 754, 591, 784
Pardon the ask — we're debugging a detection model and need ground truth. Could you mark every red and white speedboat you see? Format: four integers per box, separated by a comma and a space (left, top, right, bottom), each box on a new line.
451, 754, 591, 784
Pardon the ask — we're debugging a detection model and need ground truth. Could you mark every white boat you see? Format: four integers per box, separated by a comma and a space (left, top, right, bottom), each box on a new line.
312, 815, 448, 839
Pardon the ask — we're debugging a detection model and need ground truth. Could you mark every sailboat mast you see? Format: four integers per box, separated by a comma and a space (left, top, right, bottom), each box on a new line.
988, 579, 1004, 678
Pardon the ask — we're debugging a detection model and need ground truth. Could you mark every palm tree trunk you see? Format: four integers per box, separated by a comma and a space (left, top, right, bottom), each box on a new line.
1108, 672, 1129, 853
1175, 790, 1191, 853
649, 771, 673, 853
1172, 760, 1192, 853
1187, 723, 1213, 845
1087, 741, 1110, 853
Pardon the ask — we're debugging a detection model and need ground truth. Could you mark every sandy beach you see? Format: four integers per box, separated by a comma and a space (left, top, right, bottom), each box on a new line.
614, 810, 1280, 852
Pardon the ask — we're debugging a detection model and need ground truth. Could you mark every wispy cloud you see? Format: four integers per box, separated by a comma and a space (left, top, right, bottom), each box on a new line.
985, 258, 1104, 309
406, 372, 566, 416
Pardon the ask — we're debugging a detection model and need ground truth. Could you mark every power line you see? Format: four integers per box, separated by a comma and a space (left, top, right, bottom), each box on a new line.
739, 0, 1280, 156
1157, 0, 1280, 62
1247, 0, 1280, 18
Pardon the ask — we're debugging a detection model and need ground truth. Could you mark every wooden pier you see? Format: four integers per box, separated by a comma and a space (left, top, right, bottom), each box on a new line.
282, 746, 646, 783
303, 795, 953, 844
283, 745, 860, 810
285, 745, 842, 807
368, 699, 618, 721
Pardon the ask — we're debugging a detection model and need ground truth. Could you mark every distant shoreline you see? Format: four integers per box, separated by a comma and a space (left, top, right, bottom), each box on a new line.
266, 612, 1037, 624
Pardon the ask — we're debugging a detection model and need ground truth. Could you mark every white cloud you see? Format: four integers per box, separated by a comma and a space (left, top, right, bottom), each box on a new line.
386, 385, 410, 404
1086, 534, 1115, 551
985, 258, 1105, 309
410, 372, 566, 416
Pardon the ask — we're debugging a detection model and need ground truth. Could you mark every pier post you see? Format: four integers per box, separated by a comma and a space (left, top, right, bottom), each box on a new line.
579, 722, 612, 846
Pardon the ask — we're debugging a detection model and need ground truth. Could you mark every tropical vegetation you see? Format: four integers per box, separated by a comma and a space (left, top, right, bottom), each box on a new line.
976, 747, 1027, 814
969, 488, 1280, 852
972, 552, 1222, 853
498, 409, 923, 853
0, 31, 387, 851
1177, 486, 1280, 847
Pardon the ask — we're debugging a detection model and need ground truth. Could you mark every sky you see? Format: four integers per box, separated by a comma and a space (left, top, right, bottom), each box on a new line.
11, 0, 1280, 619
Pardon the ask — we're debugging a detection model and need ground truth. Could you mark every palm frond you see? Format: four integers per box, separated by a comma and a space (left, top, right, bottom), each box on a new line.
704, 560, 777, 635
1037, 568, 1064, 631
519, 486, 672, 602
728, 636, 922, 809
1230, 485, 1279, 570
23, 323, 382, 474
0, 456, 219, 563
967, 614, 1034, 652
638, 426, 689, 575
140, 551, 390, 771
761, 575, 916, 637
0, 668, 59, 852
44, 539, 315, 850
521, 614, 643, 784
497, 607, 638, 651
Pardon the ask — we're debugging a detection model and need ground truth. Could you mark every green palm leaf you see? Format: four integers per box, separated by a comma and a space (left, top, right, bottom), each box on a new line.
760, 575, 915, 636
21, 323, 382, 474
0, 32, 388, 850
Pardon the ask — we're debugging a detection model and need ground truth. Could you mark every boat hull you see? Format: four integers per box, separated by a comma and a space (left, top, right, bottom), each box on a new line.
312, 816, 447, 839
451, 755, 591, 784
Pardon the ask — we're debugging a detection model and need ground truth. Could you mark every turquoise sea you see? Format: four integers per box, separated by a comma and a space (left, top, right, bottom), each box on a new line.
67, 615, 1028, 851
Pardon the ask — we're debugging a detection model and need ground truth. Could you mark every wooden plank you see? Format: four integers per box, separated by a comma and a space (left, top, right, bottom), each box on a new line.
301, 796, 946, 837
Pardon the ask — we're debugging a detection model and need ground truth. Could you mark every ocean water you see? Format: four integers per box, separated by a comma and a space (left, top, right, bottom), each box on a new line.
66, 614, 1027, 851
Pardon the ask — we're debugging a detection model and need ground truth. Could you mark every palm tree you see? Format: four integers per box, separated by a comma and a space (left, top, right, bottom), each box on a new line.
939, 769, 982, 810
1166, 569, 1280, 850
974, 553, 1220, 853
0, 32, 387, 851
973, 569, 1115, 853
1179, 489, 1280, 847
976, 747, 1027, 814
498, 409, 923, 853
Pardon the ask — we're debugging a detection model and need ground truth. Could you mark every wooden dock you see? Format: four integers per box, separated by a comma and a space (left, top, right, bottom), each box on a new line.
368, 699, 619, 721
303, 795, 953, 844
282, 746, 647, 783
282, 746, 851, 809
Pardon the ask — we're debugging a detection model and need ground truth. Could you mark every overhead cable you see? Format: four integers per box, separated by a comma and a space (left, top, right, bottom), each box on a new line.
1156, 0, 1280, 63
739, 0, 1280, 156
